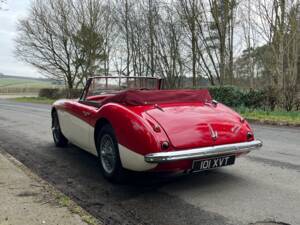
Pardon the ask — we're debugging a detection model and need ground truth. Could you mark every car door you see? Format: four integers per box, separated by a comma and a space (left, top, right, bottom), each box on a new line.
63, 100, 95, 154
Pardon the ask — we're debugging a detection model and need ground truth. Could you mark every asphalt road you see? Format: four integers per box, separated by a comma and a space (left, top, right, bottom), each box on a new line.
0, 99, 299, 225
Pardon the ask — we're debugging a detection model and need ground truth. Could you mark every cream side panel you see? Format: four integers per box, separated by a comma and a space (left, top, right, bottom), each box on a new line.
57, 110, 97, 156
58, 110, 155, 170
89, 127, 97, 155
57, 110, 72, 140
118, 144, 157, 171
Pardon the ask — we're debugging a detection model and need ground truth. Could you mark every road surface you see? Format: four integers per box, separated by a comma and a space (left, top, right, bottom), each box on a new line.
0, 99, 299, 225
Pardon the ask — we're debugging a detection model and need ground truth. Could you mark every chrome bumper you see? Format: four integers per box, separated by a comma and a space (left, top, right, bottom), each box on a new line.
144, 140, 262, 163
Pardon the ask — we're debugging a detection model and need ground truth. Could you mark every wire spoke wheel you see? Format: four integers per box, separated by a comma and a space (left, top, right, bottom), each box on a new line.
100, 134, 117, 174
51, 110, 68, 147
97, 124, 126, 182
52, 113, 60, 142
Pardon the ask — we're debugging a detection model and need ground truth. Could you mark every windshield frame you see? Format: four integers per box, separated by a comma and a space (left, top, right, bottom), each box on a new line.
80, 76, 162, 102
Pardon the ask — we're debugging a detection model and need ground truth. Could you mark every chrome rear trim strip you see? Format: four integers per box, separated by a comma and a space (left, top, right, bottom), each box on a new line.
144, 140, 262, 163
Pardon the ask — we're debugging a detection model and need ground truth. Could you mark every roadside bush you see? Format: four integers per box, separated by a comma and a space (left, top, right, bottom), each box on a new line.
242, 89, 266, 109
38, 88, 83, 99
295, 97, 300, 111
208, 86, 244, 107
58, 89, 83, 98
263, 86, 278, 111
207, 86, 274, 110
38, 88, 60, 99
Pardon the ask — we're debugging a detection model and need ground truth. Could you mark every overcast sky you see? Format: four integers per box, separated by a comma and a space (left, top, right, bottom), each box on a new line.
0, 1, 264, 79
0, 0, 40, 78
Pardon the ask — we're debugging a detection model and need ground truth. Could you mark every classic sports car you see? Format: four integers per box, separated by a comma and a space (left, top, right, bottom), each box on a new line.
51, 76, 262, 182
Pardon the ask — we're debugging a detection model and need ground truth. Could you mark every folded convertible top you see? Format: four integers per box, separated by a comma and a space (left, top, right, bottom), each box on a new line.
101, 89, 212, 106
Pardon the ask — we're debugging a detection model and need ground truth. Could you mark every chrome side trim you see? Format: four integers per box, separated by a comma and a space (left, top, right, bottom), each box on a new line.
144, 140, 262, 163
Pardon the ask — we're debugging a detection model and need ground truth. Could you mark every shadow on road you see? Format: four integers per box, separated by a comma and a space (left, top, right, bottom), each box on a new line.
0, 132, 239, 225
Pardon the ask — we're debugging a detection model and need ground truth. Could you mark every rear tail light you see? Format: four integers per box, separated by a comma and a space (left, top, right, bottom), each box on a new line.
161, 141, 169, 150
247, 132, 254, 140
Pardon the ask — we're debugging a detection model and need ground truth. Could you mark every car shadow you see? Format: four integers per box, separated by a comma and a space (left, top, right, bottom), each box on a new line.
2, 136, 242, 225
66, 143, 241, 188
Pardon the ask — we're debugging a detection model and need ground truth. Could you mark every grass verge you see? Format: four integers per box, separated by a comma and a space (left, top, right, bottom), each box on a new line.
237, 108, 300, 126
12, 97, 55, 104
55, 193, 98, 225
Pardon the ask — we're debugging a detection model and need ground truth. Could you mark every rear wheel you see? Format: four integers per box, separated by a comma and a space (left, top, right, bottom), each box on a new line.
96, 124, 126, 183
51, 110, 68, 147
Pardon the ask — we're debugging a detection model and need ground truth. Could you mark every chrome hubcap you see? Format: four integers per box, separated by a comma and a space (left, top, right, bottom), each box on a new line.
100, 134, 116, 174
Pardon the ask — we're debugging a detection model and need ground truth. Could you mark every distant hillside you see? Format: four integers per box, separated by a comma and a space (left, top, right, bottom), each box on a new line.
0, 75, 63, 94
0, 74, 52, 81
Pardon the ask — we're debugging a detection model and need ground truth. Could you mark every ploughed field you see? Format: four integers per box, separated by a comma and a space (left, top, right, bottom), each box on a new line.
0, 99, 299, 225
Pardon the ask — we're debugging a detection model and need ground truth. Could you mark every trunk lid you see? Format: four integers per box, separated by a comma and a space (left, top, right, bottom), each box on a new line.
146, 103, 247, 150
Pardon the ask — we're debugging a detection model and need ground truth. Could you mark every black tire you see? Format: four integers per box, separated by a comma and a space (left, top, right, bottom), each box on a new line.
96, 124, 126, 183
51, 110, 68, 147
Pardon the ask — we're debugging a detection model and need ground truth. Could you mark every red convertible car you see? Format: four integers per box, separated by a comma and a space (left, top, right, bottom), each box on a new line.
51, 76, 262, 182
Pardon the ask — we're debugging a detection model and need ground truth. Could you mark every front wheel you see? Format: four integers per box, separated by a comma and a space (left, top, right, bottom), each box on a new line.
97, 124, 126, 183
51, 110, 68, 147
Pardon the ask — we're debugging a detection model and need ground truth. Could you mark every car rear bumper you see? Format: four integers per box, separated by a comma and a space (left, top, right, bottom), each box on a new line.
144, 140, 262, 163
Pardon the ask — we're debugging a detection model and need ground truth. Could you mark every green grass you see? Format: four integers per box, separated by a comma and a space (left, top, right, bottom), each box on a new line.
12, 97, 55, 104
237, 107, 300, 126
55, 194, 98, 225
0, 77, 62, 93
0, 78, 53, 88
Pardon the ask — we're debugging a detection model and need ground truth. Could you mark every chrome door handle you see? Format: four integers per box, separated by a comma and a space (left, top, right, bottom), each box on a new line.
82, 111, 91, 116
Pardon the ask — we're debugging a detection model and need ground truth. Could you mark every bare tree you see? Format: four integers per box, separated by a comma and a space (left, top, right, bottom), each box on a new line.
209, 0, 237, 85
0, 0, 7, 10
112, 0, 162, 78
154, 3, 185, 88
101, 1, 116, 76
72, 0, 107, 87
282, 1, 299, 110
177, 0, 199, 87
113, 0, 133, 76
254, 0, 300, 110
148, 0, 156, 77
238, 0, 257, 88
15, 0, 107, 90
194, 1, 221, 85
16, 0, 300, 109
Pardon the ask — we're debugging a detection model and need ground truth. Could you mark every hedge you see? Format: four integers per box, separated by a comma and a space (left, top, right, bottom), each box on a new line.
39, 86, 276, 110
208, 86, 243, 107
208, 86, 273, 109
39, 88, 83, 99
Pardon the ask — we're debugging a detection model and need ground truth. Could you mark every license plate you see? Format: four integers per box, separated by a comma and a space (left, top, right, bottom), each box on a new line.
192, 155, 235, 172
